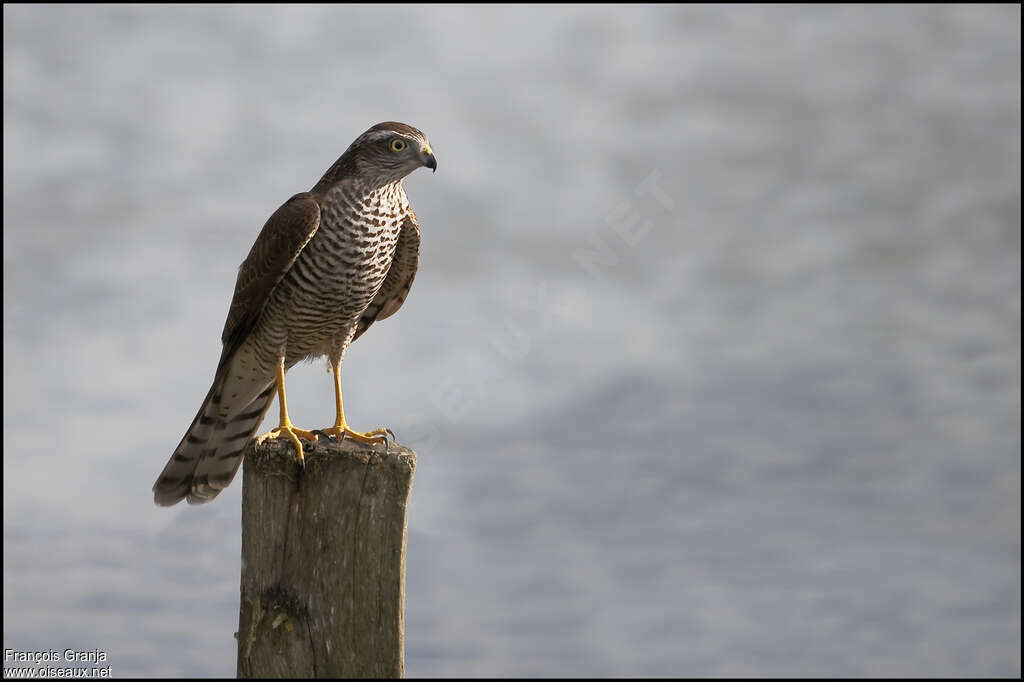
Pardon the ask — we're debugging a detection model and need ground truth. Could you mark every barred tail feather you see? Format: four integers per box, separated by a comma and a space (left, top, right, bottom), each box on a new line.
188, 384, 276, 504
153, 378, 276, 506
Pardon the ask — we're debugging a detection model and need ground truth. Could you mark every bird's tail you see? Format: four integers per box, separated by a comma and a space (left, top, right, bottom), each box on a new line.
152, 373, 277, 506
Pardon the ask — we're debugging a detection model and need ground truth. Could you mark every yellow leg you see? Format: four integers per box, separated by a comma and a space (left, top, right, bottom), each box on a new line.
318, 363, 390, 445
258, 359, 317, 462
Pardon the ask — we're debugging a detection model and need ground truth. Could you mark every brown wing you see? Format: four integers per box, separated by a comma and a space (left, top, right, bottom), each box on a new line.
218, 192, 321, 367
352, 210, 421, 342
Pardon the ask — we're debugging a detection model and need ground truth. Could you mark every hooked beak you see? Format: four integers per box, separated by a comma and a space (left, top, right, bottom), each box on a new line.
421, 144, 437, 173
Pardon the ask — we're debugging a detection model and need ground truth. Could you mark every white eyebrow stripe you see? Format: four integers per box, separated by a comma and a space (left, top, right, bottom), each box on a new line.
360, 130, 425, 146
364, 130, 415, 141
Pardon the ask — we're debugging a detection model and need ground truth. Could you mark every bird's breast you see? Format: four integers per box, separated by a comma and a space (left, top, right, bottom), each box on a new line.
293, 184, 407, 316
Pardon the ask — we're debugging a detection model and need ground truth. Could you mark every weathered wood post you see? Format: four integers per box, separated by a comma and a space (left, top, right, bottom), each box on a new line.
237, 436, 416, 678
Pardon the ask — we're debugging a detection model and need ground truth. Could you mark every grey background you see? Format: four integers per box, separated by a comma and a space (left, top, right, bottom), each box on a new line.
3, 4, 1020, 677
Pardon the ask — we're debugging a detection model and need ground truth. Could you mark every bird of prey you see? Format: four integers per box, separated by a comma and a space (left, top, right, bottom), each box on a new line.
152, 121, 436, 506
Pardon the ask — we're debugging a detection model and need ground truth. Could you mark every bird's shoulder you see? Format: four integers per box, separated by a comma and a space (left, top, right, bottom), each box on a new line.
232, 193, 321, 288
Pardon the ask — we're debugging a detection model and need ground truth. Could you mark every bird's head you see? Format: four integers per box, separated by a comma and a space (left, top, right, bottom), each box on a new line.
344, 121, 437, 186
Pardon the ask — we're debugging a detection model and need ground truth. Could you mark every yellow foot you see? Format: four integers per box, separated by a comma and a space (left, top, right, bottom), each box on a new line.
317, 425, 392, 446
258, 425, 319, 462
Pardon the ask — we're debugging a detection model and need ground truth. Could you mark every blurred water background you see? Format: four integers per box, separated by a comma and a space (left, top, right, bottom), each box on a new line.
3, 4, 1020, 677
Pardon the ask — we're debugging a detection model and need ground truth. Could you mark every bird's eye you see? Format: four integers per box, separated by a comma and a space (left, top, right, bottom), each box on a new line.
390, 139, 407, 152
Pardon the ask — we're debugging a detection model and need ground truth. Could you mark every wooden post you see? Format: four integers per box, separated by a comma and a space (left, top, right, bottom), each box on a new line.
236, 436, 416, 678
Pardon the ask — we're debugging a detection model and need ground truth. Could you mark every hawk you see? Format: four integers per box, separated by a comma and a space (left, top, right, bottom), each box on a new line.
152, 122, 436, 506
